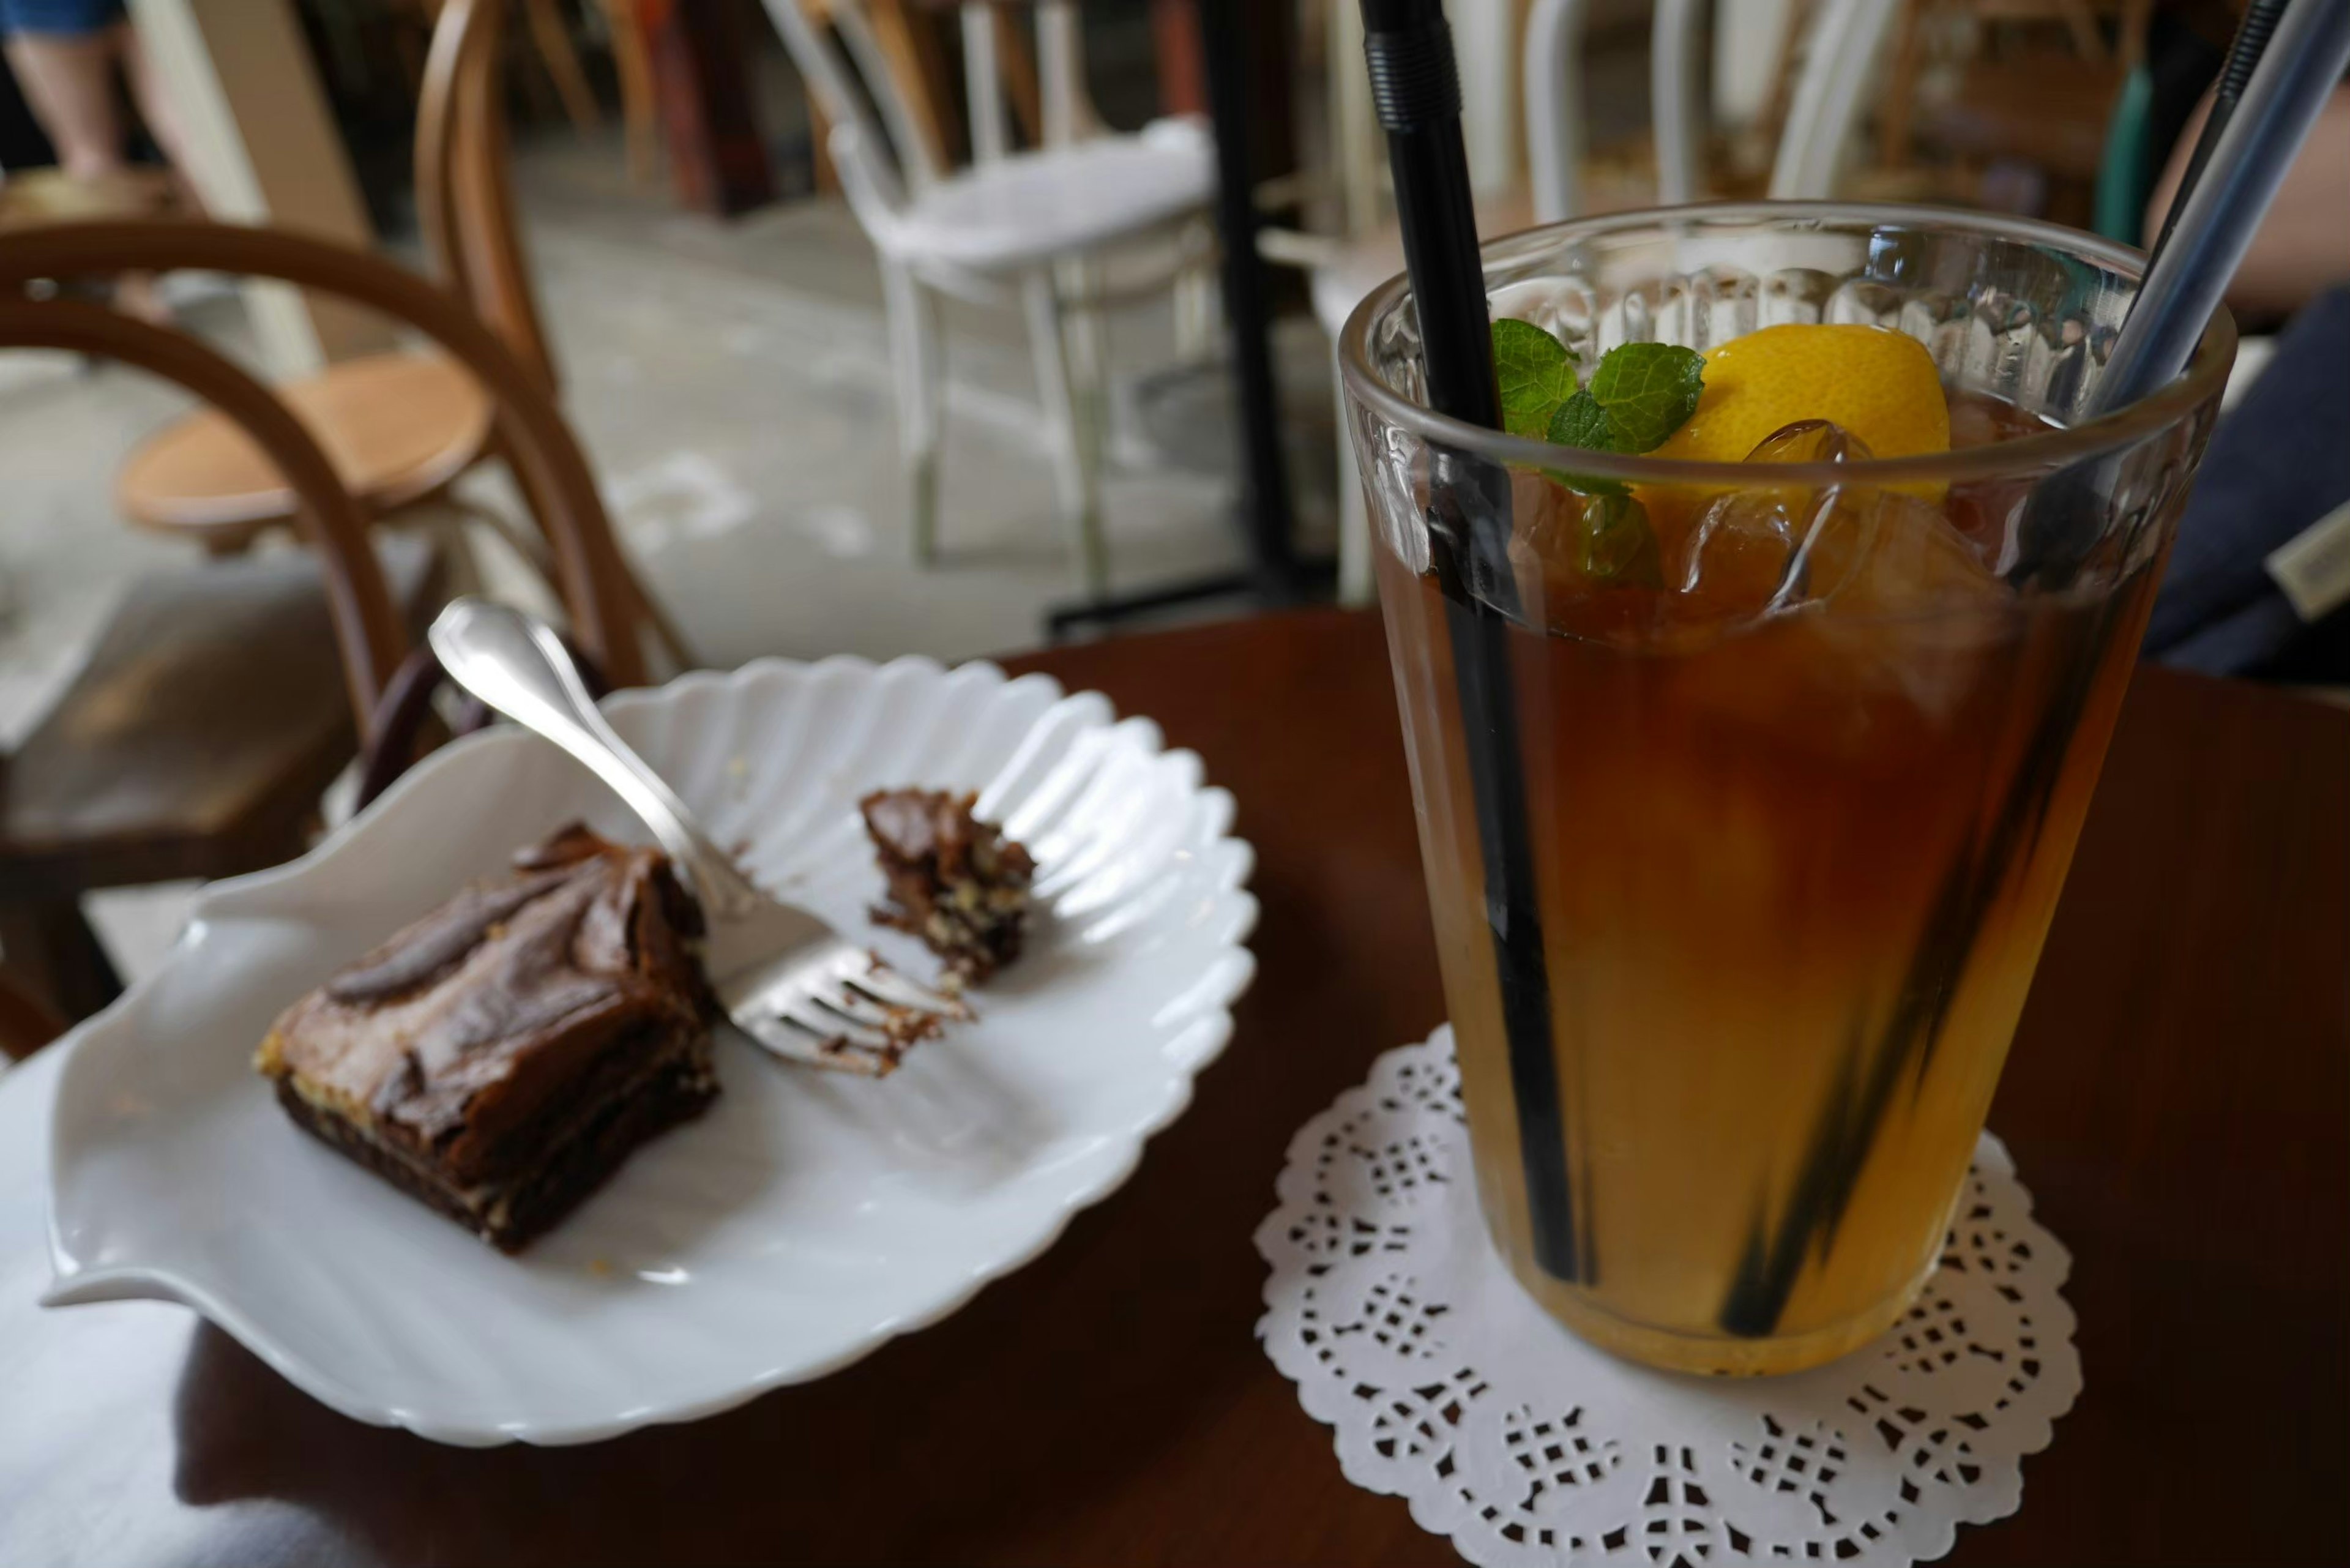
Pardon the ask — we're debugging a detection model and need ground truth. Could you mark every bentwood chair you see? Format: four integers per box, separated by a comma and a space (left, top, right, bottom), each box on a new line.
764, 0, 1217, 598
0, 219, 658, 1031
108, 0, 683, 664
116, 0, 523, 554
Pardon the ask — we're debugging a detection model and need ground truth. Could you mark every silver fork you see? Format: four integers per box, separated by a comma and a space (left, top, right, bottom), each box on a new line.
428, 598, 969, 1076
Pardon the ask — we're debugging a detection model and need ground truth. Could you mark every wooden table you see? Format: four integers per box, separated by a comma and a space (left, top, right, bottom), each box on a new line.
1, 608, 2343, 1566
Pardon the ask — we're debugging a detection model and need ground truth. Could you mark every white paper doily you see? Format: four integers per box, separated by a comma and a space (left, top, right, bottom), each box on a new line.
1256, 1028, 2081, 1567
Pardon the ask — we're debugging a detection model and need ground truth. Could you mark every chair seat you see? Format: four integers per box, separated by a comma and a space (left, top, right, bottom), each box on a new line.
1310, 190, 1539, 336
0, 166, 176, 230
0, 533, 444, 899
118, 353, 494, 548
882, 118, 1214, 276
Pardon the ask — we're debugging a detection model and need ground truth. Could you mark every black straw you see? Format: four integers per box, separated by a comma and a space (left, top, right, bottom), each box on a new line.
1360, 0, 1584, 1282
2143, 0, 2287, 270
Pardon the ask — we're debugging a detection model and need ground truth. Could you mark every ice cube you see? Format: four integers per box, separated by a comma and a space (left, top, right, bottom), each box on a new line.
1668, 421, 1890, 629
1816, 491, 2003, 618
1807, 491, 2015, 719
1747, 419, 1875, 466
1674, 488, 1798, 626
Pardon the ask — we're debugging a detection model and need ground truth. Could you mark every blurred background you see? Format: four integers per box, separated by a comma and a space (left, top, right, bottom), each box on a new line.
0, 0, 2341, 1023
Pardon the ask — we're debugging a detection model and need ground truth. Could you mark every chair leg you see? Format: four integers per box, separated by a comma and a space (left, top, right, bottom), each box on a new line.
1059, 255, 1113, 512
0, 897, 124, 1026
1171, 265, 1209, 364
882, 262, 945, 567
1172, 228, 1218, 364
1024, 268, 1109, 599
595, 0, 660, 184
523, 0, 603, 135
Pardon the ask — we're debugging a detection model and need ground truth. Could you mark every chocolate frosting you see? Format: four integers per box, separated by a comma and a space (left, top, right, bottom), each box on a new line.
862, 789, 1034, 884
264, 823, 712, 1184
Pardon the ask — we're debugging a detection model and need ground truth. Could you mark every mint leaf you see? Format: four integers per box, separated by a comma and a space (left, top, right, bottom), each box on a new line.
1584, 342, 1706, 453
1491, 319, 1579, 441
1549, 390, 1613, 450
1574, 493, 1664, 588
1543, 395, 1629, 498
1539, 343, 1704, 495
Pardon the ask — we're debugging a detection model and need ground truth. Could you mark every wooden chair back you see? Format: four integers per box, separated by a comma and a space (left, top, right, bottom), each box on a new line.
0, 290, 431, 1039
416, 0, 558, 389
0, 219, 650, 690
0, 294, 407, 731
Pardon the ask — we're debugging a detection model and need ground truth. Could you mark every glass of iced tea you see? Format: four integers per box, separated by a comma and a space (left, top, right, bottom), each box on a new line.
1341, 205, 2232, 1376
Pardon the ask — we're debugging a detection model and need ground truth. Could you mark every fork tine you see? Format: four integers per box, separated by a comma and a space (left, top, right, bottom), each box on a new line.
776, 995, 949, 1077
849, 961, 974, 1020
815, 985, 901, 1031
738, 1013, 892, 1077
779, 1001, 901, 1055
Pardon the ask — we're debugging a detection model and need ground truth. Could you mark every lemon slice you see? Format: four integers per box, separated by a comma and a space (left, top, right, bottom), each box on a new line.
1649, 323, 1950, 466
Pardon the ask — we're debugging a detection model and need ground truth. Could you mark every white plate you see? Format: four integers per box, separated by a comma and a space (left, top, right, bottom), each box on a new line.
42, 655, 1255, 1446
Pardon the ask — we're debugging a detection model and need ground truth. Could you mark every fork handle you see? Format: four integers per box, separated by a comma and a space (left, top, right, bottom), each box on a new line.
427, 599, 759, 915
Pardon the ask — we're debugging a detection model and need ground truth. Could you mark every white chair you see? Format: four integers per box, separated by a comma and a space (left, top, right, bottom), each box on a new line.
1647, 0, 1911, 207
1304, 0, 1906, 603
759, 0, 1215, 597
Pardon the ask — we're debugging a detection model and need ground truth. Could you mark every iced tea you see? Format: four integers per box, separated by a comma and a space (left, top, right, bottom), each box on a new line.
1380, 391, 2163, 1372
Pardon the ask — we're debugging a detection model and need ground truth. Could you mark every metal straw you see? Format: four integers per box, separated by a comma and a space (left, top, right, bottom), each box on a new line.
2095, 0, 2350, 416
2011, 0, 2344, 589
1360, 0, 1584, 1282
2142, 0, 2289, 269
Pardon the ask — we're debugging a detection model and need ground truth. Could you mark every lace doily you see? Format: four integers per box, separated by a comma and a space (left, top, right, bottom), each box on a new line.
1256, 1028, 2080, 1567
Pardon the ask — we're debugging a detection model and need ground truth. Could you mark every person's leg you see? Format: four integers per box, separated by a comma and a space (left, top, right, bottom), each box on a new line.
4, 6, 174, 319
115, 17, 203, 212
1, 29, 127, 180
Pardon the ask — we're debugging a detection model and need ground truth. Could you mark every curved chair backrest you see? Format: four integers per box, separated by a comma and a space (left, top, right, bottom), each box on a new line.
838, 0, 947, 187
763, 0, 919, 235
1529, 0, 1704, 218
0, 295, 405, 734
0, 219, 649, 690
957, 0, 1097, 162
763, 0, 1099, 225
417, 0, 557, 389
1526, 0, 1598, 223
1765, 0, 1906, 199
1030, 0, 1099, 150
1529, 0, 1906, 221
1650, 0, 1707, 207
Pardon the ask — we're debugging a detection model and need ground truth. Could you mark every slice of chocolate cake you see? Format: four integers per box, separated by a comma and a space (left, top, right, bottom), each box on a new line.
255, 823, 718, 1252
860, 789, 1035, 983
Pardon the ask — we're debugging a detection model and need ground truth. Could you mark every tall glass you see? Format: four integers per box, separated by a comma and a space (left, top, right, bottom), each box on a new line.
1343, 206, 2231, 1375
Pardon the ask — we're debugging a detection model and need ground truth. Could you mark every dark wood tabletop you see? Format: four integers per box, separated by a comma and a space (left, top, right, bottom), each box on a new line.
1, 607, 2343, 1567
